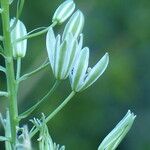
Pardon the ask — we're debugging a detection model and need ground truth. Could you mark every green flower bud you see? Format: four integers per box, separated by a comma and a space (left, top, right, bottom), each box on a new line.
10, 19, 27, 58
62, 10, 84, 40
70, 49, 109, 92
52, 0, 75, 24
46, 27, 81, 80
98, 110, 136, 150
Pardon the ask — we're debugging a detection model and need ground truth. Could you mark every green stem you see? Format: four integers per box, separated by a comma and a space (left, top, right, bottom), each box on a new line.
14, 21, 57, 43
1, 0, 18, 147
30, 91, 76, 138
16, 57, 21, 80
18, 61, 50, 83
19, 80, 60, 119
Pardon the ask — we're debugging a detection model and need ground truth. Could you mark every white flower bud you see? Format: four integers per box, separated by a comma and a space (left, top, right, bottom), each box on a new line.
46, 27, 81, 80
10, 19, 27, 58
52, 0, 75, 24
98, 110, 136, 150
62, 10, 84, 40
70, 50, 109, 92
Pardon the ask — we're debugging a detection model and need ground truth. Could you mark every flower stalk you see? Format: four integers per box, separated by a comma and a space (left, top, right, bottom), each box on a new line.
30, 91, 76, 138
1, 0, 19, 147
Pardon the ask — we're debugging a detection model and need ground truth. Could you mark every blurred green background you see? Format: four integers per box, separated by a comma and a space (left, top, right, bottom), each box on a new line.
0, 0, 150, 149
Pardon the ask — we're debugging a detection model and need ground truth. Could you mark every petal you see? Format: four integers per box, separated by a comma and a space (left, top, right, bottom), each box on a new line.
56, 41, 67, 80
64, 34, 78, 78
53, 35, 60, 78
70, 47, 89, 92
46, 27, 56, 70
62, 10, 84, 40
81, 52, 109, 91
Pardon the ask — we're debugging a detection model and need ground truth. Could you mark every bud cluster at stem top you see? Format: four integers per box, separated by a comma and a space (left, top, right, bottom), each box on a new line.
46, 1, 109, 92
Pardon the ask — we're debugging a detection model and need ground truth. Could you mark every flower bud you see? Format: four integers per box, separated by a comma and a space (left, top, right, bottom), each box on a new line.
46, 27, 81, 80
10, 19, 27, 58
52, 0, 75, 24
62, 10, 84, 40
98, 110, 136, 150
70, 50, 109, 92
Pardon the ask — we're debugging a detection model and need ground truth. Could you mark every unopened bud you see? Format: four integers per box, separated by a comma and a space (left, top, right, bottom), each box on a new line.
10, 19, 27, 58
62, 10, 84, 40
52, 0, 75, 24
98, 110, 136, 150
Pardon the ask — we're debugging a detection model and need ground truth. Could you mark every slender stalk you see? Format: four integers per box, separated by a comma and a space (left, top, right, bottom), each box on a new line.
1, 0, 18, 147
30, 91, 76, 138
19, 80, 60, 119
14, 21, 57, 43
18, 61, 50, 83
16, 57, 21, 80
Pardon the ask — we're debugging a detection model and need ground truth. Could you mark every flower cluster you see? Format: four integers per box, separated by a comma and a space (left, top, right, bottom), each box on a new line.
9, 0, 109, 92
46, 0, 109, 92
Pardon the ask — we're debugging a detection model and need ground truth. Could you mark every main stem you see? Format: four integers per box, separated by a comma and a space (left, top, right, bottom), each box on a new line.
1, 0, 19, 147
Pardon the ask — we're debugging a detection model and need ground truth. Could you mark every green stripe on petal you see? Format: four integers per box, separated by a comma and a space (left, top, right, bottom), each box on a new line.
55, 40, 67, 79
62, 10, 84, 40
71, 47, 89, 92
63, 38, 78, 78
81, 53, 109, 91
54, 35, 61, 78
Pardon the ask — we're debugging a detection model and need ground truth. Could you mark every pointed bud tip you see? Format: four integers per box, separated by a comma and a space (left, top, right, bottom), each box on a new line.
127, 110, 136, 119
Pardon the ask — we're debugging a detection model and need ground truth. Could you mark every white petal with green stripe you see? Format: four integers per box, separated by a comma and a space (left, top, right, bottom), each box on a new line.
62, 10, 84, 40
81, 53, 109, 91
62, 33, 78, 79
70, 47, 89, 92
46, 27, 56, 70
54, 35, 61, 78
